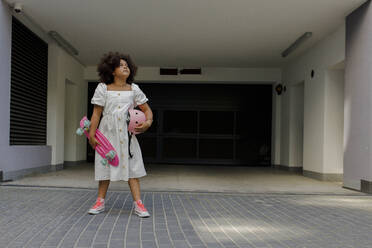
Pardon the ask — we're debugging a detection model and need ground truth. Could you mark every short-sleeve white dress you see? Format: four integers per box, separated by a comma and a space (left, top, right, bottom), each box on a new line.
91, 82, 148, 181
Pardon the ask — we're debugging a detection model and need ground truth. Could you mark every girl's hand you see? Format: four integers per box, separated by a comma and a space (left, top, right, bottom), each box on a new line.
134, 120, 152, 133
89, 135, 100, 149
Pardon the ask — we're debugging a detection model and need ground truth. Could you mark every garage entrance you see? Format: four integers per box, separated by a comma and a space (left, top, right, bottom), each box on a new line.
88, 83, 272, 166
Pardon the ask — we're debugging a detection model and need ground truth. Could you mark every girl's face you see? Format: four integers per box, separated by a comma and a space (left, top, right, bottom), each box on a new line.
113, 59, 130, 78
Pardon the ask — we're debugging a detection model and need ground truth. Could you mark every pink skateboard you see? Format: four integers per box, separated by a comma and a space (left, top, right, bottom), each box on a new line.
76, 116, 119, 167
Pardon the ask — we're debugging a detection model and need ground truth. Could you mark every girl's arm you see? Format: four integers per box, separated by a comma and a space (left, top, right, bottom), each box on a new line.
135, 103, 153, 133
89, 105, 103, 148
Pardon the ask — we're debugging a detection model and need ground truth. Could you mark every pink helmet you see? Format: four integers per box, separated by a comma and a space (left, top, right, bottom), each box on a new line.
127, 109, 146, 134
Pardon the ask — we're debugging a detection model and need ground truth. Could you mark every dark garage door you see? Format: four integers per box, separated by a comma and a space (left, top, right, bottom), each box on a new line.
88, 83, 272, 166
139, 83, 272, 166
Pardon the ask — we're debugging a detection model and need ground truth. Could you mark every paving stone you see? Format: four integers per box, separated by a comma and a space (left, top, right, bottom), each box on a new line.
1, 187, 372, 248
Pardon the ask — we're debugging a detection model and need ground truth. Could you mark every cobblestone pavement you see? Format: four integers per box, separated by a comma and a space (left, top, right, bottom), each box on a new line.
0, 186, 372, 248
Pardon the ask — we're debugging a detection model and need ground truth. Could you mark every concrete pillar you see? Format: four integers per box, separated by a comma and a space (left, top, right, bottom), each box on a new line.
279, 83, 304, 171
302, 70, 327, 178
344, 0, 372, 193
0, 1, 11, 150
302, 67, 344, 181
289, 82, 304, 169
324, 69, 344, 175
271, 90, 281, 165
47, 43, 65, 168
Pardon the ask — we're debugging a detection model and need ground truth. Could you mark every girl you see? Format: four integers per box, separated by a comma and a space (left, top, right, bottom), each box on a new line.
88, 52, 153, 218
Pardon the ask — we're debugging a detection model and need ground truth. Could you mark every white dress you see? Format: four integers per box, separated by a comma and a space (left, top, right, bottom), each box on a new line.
91, 82, 148, 181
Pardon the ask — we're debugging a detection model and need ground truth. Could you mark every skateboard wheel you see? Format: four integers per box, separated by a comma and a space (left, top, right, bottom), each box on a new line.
101, 159, 108, 166
76, 128, 84, 136
83, 120, 91, 128
106, 150, 116, 160
109, 150, 116, 158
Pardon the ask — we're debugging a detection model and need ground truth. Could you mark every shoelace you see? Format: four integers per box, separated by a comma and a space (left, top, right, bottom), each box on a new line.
92, 200, 103, 209
136, 201, 147, 212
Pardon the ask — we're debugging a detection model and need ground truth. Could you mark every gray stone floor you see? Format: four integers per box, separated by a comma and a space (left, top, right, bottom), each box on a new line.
1, 164, 358, 195
1, 186, 372, 248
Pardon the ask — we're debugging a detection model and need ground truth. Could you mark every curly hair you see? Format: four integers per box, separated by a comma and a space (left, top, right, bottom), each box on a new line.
97, 52, 137, 84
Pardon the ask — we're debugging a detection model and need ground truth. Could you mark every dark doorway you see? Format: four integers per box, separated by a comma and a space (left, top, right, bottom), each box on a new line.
87, 82, 272, 166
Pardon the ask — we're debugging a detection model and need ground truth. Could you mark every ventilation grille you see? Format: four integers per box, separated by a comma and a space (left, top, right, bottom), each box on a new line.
179, 68, 201, 75
9, 17, 48, 145
160, 68, 178, 75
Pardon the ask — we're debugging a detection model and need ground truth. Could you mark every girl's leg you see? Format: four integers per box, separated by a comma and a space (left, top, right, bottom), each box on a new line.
88, 180, 110, 215
98, 180, 110, 199
128, 178, 141, 201
128, 178, 150, 217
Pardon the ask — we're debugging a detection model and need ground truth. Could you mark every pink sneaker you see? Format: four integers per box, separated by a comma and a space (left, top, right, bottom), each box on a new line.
133, 200, 150, 218
88, 197, 105, 215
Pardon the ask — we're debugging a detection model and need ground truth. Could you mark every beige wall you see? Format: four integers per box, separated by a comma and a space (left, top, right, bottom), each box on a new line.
281, 24, 345, 176
47, 43, 86, 166
85, 66, 282, 83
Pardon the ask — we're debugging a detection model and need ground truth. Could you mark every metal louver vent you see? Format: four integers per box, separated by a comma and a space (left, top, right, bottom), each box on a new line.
10, 17, 48, 145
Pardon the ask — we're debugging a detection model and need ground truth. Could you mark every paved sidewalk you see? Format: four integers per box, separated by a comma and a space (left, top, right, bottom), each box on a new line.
0, 186, 372, 248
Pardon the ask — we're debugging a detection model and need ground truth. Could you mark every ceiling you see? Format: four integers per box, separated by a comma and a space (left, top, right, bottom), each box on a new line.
5, 0, 367, 67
